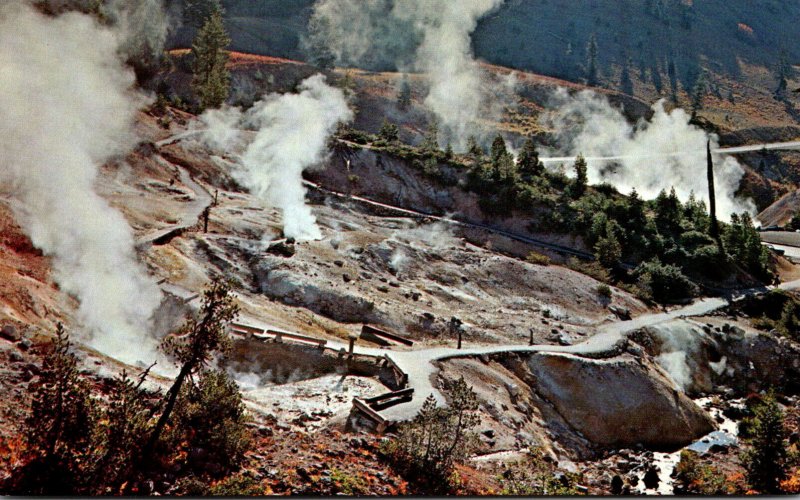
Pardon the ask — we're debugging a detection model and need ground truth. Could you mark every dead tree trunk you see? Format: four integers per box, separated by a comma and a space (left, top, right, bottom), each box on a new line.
707, 140, 722, 250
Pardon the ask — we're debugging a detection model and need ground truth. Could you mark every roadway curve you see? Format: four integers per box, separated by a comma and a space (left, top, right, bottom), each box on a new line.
539, 140, 800, 164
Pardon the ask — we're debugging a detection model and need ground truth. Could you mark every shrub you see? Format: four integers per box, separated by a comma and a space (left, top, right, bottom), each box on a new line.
330, 468, 368, 495
674, 450, 734, 494
596, 284, 612, 299
526, 251, 551, 266
635, 260, 698, 303
499, 449, 583, 495
163, 369, 252, 478
741, 392, 789, 493
566, 258, 611, 284
384, 377, 480, 493
209, 472, 266, 496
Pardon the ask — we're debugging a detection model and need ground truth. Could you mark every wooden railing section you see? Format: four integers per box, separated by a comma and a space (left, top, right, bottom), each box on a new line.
229, 323, 327, 348
360, 324, 414, 346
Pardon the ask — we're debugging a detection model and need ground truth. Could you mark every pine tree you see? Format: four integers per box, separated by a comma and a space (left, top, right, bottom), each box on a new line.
397, 75, 412, 110
421, 121, 439, 153
142, 278, 239, 460
517, 137, 544, 180
621, 56, 634, 95
571, 154, 588, 198
490, 134, 508, 164
742, 393, 789, 493
775, 49, 792, 99
466, 135, 484, 160
14, 325, 97, 494
191, 9, 231, 110
586, 34, 599, 86
691, 70, 708, 112
378, 119, 399, 143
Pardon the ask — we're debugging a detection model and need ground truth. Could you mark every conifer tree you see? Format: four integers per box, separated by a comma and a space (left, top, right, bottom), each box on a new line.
517, 137, 544, 179
191, 9, 231, 110
397, 75, 412, 110
571, 154, 588, 198
586, 34, 599, 86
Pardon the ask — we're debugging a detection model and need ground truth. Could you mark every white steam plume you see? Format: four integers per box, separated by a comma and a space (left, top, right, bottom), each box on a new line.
198, 74, 352, 241
307, 0, 506, 150
542, 89, 755, 221
0, 2, 162, 364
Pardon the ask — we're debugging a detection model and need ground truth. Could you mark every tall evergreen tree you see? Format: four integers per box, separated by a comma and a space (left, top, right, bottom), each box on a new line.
742, 393, 789, 493
397, 75, 412, 110
517, 137, 544, 180
571, 154, 588, 198
621, 56, 634, 95
586, 34, 599, 86
191, 9, 231, 110
183, 0, 223, 29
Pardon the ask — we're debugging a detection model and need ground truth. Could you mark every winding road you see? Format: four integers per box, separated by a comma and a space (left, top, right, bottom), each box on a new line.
146, 131, 800, 421
539, 140, 800, 164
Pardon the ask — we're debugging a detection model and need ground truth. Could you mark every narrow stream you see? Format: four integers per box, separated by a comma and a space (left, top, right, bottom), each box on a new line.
633, 396, 742, 495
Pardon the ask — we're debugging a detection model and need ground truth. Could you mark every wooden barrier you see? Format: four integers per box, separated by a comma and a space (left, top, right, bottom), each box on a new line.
229, 323, 326, 348
383, 354, 409, 388
360, 324, 414, 347
364, 387, 414, 407
352, 397, 389, 433
266, 329, 326, 348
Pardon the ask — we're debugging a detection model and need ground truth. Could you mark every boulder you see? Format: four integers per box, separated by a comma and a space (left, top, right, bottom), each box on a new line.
522, 352, 715, 449
643, 465, 660, 489
1, 325, 19, 342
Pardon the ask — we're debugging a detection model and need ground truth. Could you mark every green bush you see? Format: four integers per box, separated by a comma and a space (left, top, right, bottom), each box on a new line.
635, 260, 698, 303
741, 393, 790, 493
163, 369, 252, 478
596, 284, 612, 299
526, 251, 552, 266
674, 450, 733, 494
499, 449, 584, 495
384, 377, 480, 493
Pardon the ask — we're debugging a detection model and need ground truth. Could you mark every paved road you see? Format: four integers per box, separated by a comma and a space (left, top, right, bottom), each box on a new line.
539, 140, 800, 165
229, 275, 800, 422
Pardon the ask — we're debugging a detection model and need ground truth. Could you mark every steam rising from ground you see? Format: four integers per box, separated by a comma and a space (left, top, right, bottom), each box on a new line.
199, 75, 352, 240
0, 2, 162, 364
307, 0, 506, 149
650, 321, 703, 391
543, 90, 755, 220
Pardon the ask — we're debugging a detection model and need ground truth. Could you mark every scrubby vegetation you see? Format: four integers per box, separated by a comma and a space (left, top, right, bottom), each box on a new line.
1, 279, 254, 496
337, 125, 774, 303
498, 449, 584, 495
738, 289, 800, 341
382, 377, 480, 494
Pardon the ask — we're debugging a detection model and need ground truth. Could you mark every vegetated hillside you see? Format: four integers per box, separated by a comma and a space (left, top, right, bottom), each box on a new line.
474, 0, 800, 89
167, 1, 800, 107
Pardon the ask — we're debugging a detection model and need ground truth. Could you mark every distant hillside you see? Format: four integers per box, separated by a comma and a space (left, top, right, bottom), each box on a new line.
167, 0, 800, 99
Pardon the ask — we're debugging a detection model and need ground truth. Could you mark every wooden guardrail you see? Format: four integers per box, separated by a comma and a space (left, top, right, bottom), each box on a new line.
364, 387, 414, 406
384, 354, 409, 388
352, 397, 389, 433
229, 323, 326, 348
360, 324, 414, 346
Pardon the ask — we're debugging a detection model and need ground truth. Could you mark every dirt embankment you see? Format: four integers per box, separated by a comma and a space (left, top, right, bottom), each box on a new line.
307, 144, 589, 258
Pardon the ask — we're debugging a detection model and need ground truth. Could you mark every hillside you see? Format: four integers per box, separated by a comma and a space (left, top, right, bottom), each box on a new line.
3, 1, 800, 496
166, 0, 800, 123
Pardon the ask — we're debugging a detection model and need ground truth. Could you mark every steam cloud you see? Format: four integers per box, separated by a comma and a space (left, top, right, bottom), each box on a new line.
0, 2, 163, 364
542, 90, 755, 220
199, 74, 352, 240
307, 0, 506, 149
